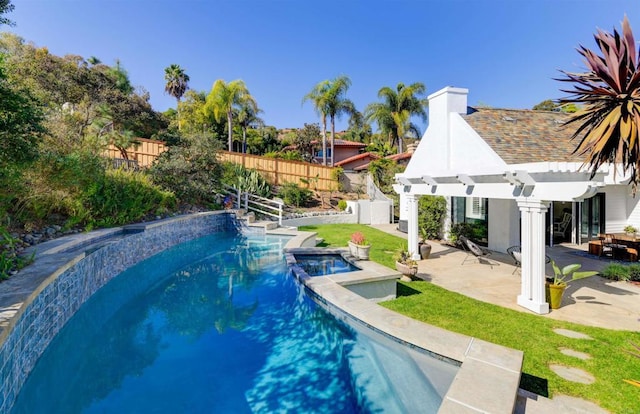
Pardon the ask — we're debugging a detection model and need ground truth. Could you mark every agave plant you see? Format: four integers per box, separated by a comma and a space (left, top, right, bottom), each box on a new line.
558, 16, 640, 188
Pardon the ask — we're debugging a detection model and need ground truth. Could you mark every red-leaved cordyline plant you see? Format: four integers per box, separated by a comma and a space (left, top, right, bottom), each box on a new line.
558, 15, 640, 191
350, 232, 367, 245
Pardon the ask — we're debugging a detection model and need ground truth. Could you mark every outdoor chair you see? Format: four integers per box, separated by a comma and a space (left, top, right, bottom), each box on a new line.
506, 245, 551, 275
459, 236, 494, 268
506, 246, 522, 274
553, 212, 572, 240
599, 234, 626, 260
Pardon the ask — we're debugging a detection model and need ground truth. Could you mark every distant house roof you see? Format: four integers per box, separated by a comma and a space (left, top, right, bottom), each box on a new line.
461, 108, 583, 164
335, 152, 379, 169
385, 152, 413, 162
283, 139, 366, 151
354, 151, 414, 171
310, 139, 367, 148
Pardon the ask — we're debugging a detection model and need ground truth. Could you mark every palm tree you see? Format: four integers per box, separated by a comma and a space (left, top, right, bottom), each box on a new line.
164, 64, 190, 130
365, 82, 428, 153
236, 98, 263, 154
303, 80, 330, 165
325, 75, 355, 166
205, 79, 255, 152
558, 16, 640, 188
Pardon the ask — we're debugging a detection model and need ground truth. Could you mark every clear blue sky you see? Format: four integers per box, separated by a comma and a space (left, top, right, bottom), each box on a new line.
6, 0, 639, 132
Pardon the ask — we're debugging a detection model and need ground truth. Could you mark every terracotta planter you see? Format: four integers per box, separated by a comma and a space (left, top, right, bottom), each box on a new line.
396, 261, 418, 282
419, 242, 432, 260
546, 282, 566, 309
348, 241, 370, 260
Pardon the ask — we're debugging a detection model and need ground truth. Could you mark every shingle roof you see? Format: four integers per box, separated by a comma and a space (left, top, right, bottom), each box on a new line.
310, 139, 366, 148
461, 108, 584, 164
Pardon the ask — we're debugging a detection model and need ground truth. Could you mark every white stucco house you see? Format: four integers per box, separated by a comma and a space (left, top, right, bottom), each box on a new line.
394, 86, 640, 315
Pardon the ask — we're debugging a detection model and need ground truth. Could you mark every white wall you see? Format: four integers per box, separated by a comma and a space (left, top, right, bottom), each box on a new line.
604, 186, 630, 233
488, 199, 520, 253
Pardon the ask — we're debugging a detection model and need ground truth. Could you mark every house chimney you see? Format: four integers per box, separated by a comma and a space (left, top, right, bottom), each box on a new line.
427, 86, 469, 125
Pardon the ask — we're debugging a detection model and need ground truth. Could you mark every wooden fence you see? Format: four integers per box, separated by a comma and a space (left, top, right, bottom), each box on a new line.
106, 138, 167, 168
218, 151, 338, 191
104, 142, 339, 190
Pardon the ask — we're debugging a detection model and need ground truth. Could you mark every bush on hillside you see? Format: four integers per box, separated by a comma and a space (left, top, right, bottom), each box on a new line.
278, 182, 312, 207
149, 133, 223, 205
83, 168, 176, 228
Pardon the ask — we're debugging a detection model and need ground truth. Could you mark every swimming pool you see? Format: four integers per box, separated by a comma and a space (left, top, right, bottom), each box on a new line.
292, 253, 360, 276
10, 231, 456, 413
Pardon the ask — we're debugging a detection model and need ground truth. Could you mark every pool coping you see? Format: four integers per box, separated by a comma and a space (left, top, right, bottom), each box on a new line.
277, 230, 524, 414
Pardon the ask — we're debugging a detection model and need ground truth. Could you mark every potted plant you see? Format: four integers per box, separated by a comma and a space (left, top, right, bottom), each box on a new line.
419, 228, 432, 260
395, 247, 418, 282
625, 225, 638, 238
546, 260, 598, 309
348, 231, 371, 260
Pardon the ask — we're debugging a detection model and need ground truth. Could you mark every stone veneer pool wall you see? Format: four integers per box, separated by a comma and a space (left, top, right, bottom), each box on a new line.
0, 212, 237, 414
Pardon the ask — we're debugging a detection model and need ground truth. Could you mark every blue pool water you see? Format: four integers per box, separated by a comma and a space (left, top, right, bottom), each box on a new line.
11, 232, 456, 413
293, 253, 360, 276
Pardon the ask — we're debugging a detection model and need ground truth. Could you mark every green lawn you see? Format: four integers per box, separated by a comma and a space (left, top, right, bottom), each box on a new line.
300, 224, 640, 413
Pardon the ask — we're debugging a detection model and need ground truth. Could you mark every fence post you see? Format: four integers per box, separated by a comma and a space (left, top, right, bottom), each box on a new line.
244, 192, 248, 210
278, 202, 283, 226
236, 188, 241, 209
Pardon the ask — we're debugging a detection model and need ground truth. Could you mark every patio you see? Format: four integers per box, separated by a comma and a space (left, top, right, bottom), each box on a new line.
373, 224, 640, 332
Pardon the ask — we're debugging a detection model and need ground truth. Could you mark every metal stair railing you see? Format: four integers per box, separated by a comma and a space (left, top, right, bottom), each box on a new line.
221, 185, 284, 226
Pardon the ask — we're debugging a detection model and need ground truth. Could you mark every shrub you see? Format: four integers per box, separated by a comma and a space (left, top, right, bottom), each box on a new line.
13, 151, 104, 228
601, 263, 631, 281
449, 222, 475, 246
418, 195, 448, 240
149, 133, 223, 205
337, 200, 347, 211
83, 169, 176, 228
628, 264, 640, 282
278, 182, 312, 207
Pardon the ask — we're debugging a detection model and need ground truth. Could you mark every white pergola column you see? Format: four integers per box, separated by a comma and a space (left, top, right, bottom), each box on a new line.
516, 199, 550, 314
406, 194, 421, 260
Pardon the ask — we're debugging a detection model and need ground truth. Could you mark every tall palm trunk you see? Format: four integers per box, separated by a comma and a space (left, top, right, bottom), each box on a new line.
330, 114, 336, 166
227, 110, 233, 151
321, 115, 327, 165
242, 127, 247, 154
176, 98, 181, 131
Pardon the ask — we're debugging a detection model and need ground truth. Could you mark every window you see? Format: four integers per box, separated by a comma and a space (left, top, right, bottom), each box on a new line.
452, 197, 489, 245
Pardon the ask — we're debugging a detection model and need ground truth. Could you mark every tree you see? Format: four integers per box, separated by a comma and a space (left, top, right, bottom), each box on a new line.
294, 123, 321, 162
0, 54, 43, 166
0, 0, 14, 27
236, 97, 263, 154
532, 99, 558, 111
164, 64, 190, 130
342, 109, 372, 143
325, 75, 355, 166
303, 80, 331, 165
365, 82, 427, 153
558, 16, 640, 188
204, 79, 255, 151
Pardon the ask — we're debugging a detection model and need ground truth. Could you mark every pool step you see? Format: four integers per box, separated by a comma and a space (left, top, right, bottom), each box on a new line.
347, 333, 442, 412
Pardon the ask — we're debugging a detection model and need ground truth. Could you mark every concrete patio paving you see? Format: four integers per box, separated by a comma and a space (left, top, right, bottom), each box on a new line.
372, 224, 640, 332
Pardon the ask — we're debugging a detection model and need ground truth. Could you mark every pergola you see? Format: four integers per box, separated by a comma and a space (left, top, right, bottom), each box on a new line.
393, 86, 608, 314
393, 167, 604, 314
